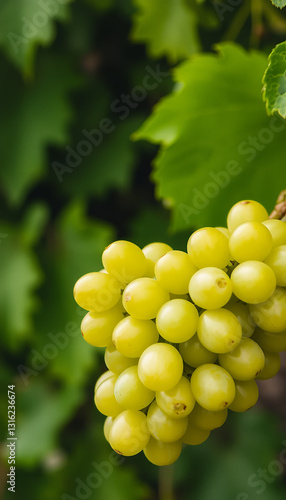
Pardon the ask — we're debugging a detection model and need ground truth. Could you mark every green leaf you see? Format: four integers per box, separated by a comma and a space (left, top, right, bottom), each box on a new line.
0, 0, 72, 74
131, 0, 200, 63
0, 54, 81, 206
263, 41, 286, 118
134, 43, 286, 230
271, 0, 286, 9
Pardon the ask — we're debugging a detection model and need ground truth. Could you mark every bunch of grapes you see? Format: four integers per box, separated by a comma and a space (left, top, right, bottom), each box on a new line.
73, 200, 286, 466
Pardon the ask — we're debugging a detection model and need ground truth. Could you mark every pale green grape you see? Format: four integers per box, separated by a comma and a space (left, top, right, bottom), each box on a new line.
147, 401, 188, 442
183, 421, 210, 445
143, 437, 182, 466
228, 380, 259, 412
249, 287, 286, 333
114, 366, 155, 410
81, 303, 124, 347
155, 250, 197, 294
189, 268, 232, 309
256, 351, 281, 380
190, 364, 236, 411
188, 404, 228, 430
229, 221, 273, 262
112, 316, 159, 358
219, 338, 265, 381
224, 301, 255, 338
94, 370, 113, 393
264, 245, 286, 286
102, 240, 147, 285
262, 219, 286, 247
142, 242, 173, 277
231, 261, 276, 304
122, 278, 170, 320
187, 227, 230, 269
197, 308, 242, 353
103, 416, 114, 442
94, 374, 122, 417
156, 299, 199, 343
251, 328, 286, 353
216, 227, 231, 239
227, 200, 268, 233
156, 376, 196, 419
109, 410, 150, 456
74, 272, 121, 312
179, 334, 218, 367
104, 345, 138, 374
138, 343, 183, 391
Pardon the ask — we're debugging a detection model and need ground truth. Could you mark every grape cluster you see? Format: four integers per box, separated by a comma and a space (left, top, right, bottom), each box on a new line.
74, 200, 286, 466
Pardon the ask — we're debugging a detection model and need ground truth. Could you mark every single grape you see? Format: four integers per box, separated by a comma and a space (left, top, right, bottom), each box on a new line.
156, 299, 199, 343
189, 268, 232, 309
122, 278, 170, 320
103, 416, 114, 442
183, 421, 210, 445
229, 221, 272, 263
138, 343, 183, 391
147, 401, 188, 442
94, 370, 114, 393
155, 250, 197, 294
102, 240, 147, 285
188, 404, 228, 430
73, 272, 121, 312
104, 345, 138, 374
190, 364, 236, 411
256, 351, 281, 380
251, 328, 286, 353
142, 242, 173, 277
94, 374, 122, 417
262, 219, 286, 247
143, 438, 182, 466
81, 303, 124, 347
224, 301, 255, 338
112, 316, 159, 358
156, 376, 196, 419
249, 287, 286, 333
227, 200, 268, 233
187, 227, 230, 269
216, 227, 231, 239
179, 334, 218, 368
264, 245, 286, 286
228, 380, 259, 412
218, 338, 265, 381
197, 308, 242, 354
114, 366, 155, 410
231, 261, 276, 304
109, 410, 150, 456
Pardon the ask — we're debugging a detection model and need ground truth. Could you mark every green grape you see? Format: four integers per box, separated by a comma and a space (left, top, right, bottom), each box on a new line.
103, 416, 114, 442
188, 404, 228, 430
187, 227, 230, 269
229, 221, 273, 263
249, 287, 286, 333
216, 227, 231, 239
189, 268, 232, 309
156, 376, 196, 419
81, 303, 124, 347
112, 316, 159, 358
264, 245, 286, 286
114, 366, 155, 410
147, 401, 188, 442
262, 219, 286, 247
191, 364, 236, 411
197, 308, 242, 353
122, 278, 170, 320
179, 334, 218, 368
138, 343, 183, 391
143, 437, 182, 466
102, 240, 147, 285
228, 380, 259, 412
94, 370, 114, 392
142, 242, 173, 277
251, 328, 286, 353
227, 200, 268, 233
73, 272, 122, 312
155, 250, 197, 294
224, 301, 255, 338
109, 410, 150, 456
156, 299, 199, 343
256, 351, 281, 380
104, 345, 138, 374
231, 261, 276, 304
94, 374, 122, 417
219, 338, 265, 381
183, 420, 210, 445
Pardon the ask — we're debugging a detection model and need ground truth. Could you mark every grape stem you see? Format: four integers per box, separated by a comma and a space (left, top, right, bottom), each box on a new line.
269, 190, 286, 220
158, 465, 174, 500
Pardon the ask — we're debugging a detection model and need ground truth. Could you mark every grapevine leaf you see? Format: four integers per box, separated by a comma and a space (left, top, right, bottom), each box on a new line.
271, 0, 286, 8
263, 41, 286, 118
131, 0, 200, 62
134, 43, 286, 230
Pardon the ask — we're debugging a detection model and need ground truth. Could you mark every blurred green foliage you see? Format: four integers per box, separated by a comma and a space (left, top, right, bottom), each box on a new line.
0, 0, 286, 499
